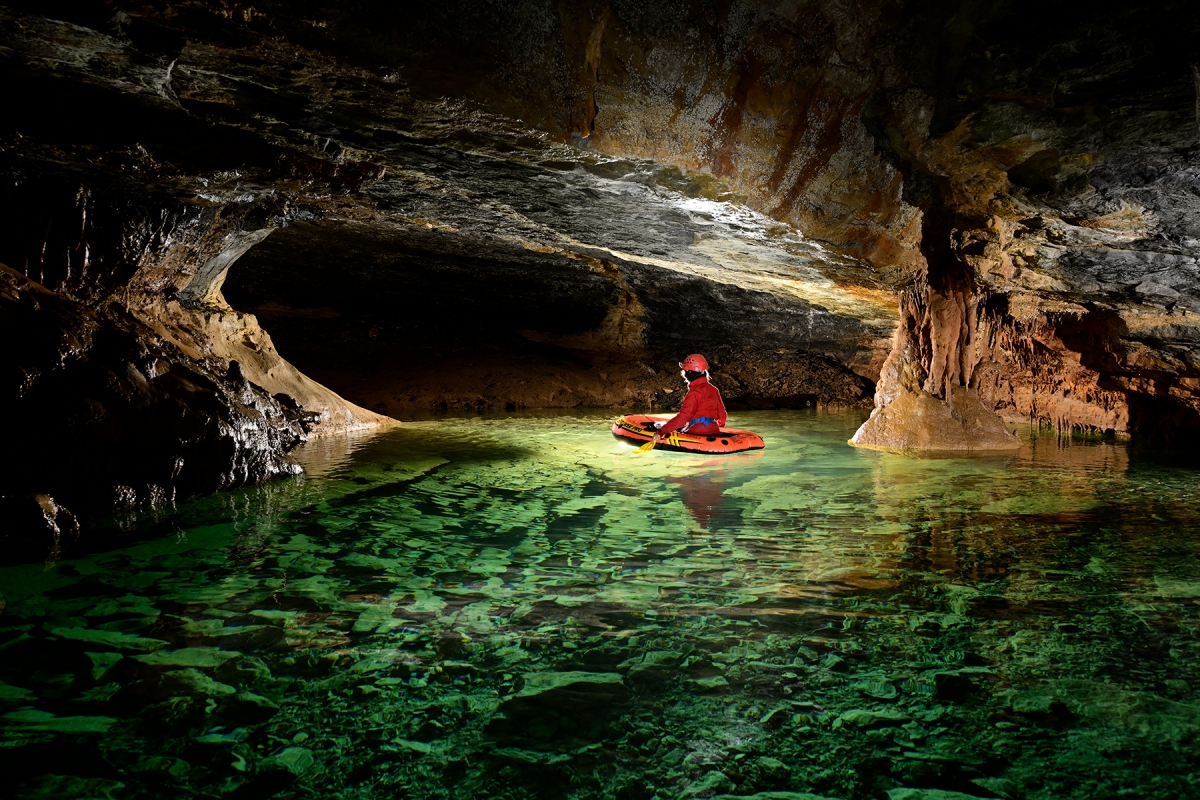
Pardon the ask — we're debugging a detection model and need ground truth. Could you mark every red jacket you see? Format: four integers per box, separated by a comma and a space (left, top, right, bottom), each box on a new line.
660, 376, 727, 435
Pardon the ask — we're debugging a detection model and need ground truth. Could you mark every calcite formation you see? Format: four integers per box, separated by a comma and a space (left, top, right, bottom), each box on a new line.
2, 0, 1199, 540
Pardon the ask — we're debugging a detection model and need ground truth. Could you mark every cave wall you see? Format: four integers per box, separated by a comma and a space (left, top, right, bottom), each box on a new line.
0, 166, 392, 557
323, 0, 1200, 443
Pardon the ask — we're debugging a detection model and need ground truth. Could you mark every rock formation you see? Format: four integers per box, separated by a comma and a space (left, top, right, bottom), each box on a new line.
2, 0, 1200, 542
354, 0, 1200, 449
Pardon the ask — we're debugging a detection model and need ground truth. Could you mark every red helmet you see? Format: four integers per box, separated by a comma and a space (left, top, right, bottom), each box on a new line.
679, 354, 709, 371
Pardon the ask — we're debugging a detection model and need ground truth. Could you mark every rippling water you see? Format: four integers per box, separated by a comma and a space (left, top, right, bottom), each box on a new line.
2, 411, 1199, 799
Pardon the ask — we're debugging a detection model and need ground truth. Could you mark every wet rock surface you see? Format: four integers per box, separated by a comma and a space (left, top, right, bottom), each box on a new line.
0, 262, 313, 561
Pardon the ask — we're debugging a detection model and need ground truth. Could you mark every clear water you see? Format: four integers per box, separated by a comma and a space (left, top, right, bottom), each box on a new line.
2, 411, 1199, 800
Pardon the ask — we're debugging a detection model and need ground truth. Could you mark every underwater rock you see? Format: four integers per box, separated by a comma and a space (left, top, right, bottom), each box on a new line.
690, 675, 732, 692
160, 669, 237, 697
225, 769, 297, 800
261, 746, 315, 776
887, 790, 990, 800
135, 647, 242, 671
852, 678, 899, 700
1001, 680, 1200, 745
711, 794, 842, 800
755, 755, 792, 774
619, 649, 685, 685
104, 667, 239, 709
183, 625, 284, 652
760, 706, 793, 730
486, 671, 629, 748
88, 652, 136, 682
2, 709, 117, 733
999, 688, 1070, 723
820, 654, 849, 673
221, 691, 278, 724
933, 669, 998, 703
834, 709, 911, 729
0, 680, 35, 710
130, 755, 191, 782
686, 770, 736, 796
512, 670, 627, 699
48, 627, 168, 653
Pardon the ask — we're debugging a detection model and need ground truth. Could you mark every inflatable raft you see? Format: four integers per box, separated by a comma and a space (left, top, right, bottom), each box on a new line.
612, 415, 765, 454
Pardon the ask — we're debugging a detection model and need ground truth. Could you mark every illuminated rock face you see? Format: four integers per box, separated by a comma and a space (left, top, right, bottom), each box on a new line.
2, 0, 1199, 527
851, 386, 1020, 452
355, 0, 1200, 443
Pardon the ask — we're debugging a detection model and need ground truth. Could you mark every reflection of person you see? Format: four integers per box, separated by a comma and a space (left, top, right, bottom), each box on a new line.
667, 471, 727, 531
652, 354, 728, 445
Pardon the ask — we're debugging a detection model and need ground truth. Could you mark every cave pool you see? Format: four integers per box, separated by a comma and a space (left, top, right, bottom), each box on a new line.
2, 410, 1199, 800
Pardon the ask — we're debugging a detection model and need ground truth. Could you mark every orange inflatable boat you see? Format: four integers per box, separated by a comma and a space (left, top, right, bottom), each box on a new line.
611, 415, 765, 454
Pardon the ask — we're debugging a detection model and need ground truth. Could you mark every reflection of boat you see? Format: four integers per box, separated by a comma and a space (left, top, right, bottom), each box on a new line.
612, 415, 765, 454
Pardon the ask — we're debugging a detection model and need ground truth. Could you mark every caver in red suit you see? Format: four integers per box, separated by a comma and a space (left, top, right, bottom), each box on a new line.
657, 354, 728, 436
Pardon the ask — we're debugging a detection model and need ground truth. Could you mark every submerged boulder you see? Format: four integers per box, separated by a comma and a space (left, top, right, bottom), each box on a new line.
485, 671, 629, 749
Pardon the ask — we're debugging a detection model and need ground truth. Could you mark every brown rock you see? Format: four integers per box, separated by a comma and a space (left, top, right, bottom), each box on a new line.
850, 385, 1020, 452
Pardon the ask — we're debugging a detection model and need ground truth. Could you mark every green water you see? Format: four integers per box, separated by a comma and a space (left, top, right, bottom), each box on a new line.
2, 411, 1199, 800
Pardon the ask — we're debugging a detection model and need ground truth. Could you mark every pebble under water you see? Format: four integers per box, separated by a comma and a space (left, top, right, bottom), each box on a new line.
2, 411, 1199, 800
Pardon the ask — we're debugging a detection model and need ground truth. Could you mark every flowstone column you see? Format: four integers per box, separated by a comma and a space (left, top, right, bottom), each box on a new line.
850, 224, 1020, 451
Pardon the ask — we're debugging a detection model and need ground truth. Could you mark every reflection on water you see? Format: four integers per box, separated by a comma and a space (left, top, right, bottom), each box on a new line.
665, 455, 756, 532
1, 411, 1199, 800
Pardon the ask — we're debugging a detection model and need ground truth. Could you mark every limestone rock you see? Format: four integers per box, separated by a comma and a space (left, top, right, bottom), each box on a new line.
486, 671, 629, 748
262, 747, 315, 776
223, 692, 279, 725
513, 671, 626, 698
686, 771, 736, 796
135, 647, 242, 671
834, 709, 911, 729
49, 627, 169, 653
887, 790, 990, 800
0, 494, 79, 565
850, 386, 1020, 452
0, 263, 317, 560
712, 794, 841, 800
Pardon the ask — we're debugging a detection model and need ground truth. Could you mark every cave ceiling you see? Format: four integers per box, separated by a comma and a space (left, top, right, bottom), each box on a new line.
1, 1, 902, 401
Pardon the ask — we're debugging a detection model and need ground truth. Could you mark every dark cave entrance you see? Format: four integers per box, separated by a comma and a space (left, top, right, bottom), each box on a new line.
223, 220, 644, 415
223, 219, 877, 417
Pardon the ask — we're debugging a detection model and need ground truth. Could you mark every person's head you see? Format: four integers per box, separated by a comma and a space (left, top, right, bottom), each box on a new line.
679, 353, 709, 384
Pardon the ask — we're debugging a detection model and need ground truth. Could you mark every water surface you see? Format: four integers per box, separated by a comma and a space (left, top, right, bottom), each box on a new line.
2, 411, 1199, 799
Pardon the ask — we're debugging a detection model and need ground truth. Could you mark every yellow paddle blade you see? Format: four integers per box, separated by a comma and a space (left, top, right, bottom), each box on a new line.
636, 438, 657, 453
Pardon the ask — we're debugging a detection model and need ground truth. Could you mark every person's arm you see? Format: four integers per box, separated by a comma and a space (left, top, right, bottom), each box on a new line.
715, 385, 728, 427
658, 390, 699, 436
